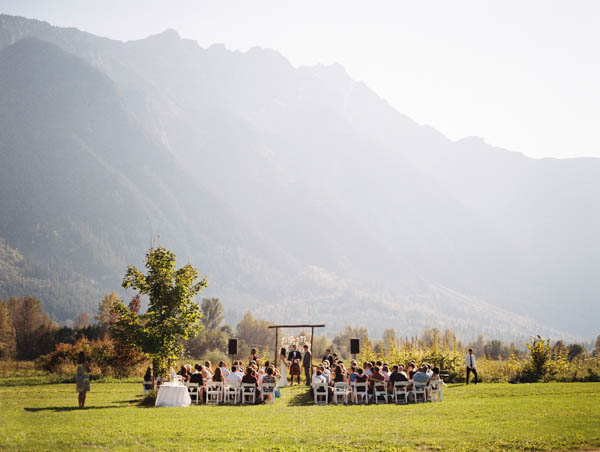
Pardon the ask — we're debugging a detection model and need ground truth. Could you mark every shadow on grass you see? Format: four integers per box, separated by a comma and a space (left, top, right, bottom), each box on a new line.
25, 405, 130, 412
287, 388, 313, 406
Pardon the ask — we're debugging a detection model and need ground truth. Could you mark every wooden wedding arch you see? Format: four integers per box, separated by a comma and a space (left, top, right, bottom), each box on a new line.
268, 324, 325, 367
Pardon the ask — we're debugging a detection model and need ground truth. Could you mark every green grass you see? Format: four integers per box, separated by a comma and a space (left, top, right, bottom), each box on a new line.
1, 381, 599, 451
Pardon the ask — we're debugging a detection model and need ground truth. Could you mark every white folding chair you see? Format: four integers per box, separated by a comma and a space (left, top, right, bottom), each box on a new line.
352, 382, 369, 404
313, 383, 328, 405
241, 383, 256, 405
373, 382, 388, 404
186, 383, 200, 404
429, 380, 444, 402
261, 383, 276, 403
223, 382, 240, 405
393, 381, 408, 404
413, 382, 427, 403
206, 382, 223, 405
333, 382, 349, 405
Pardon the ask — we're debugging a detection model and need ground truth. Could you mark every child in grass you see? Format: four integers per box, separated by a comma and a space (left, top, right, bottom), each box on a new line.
75, 351, 91, 409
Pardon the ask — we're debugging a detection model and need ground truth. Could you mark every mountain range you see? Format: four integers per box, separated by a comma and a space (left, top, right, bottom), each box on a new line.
0, 14, 597, 341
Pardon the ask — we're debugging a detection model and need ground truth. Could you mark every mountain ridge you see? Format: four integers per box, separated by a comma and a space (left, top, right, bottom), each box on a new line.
0, 14, 596, 341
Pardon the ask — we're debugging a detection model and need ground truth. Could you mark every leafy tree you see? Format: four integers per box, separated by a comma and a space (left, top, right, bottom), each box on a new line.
382, 328, 398, 351
75, 312, 91, 329
595, 335, 600, 357
483, 339, 509, 360
525, 335, 551, 381
185, 329, 228, 358
552, 340, 566, 357
421, 328, 440, 347
7, 296, 56, 360
113, 246, 207, 377
201, 298, 224, 330
95, 293, 120, 329
0, 300, 16, 358
567, 343, 585, 361
236, 311, 274, 348
332, 326, 370, 358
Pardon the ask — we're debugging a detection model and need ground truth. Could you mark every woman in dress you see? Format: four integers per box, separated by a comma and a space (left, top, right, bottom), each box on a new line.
249, 348, 260, 366
279, 347, 289, 387
75, 351, 91, 408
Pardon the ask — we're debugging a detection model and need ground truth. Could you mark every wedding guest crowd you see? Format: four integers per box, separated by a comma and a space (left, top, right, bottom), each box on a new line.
161, 357, 281, 404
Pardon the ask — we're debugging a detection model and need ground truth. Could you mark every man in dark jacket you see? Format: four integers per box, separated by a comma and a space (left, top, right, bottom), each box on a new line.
302, 344, 313, 386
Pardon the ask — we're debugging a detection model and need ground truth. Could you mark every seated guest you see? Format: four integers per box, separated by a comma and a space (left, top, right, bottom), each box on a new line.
143, 367, 153, 390
407, 362, 416, 379
189, 364, 204, 385
353, 368, 368, 395
262, 367, 277, 402
413, 366, 430, 386
241, 366, 260, 401
381, 364, 390, 381
347, 366, 358, 385
388, 365, 408, 391
398, 364, 408, 377
262, 366, 277, 385
368, 366, 386, 394
355, 368, 368, 383
202, 361, 213, 380
309, 369, 326, 397
219, 361, 230, 377
332, 353, 339, 364
425, 364, 433, 377
177, 365, 190, 382
235, 364, 244, 378
364, 362, 373, 377
332, 364, 345, 385
226, 365, 242, 386
212, 367, 224, 383
321, 361, 331, 383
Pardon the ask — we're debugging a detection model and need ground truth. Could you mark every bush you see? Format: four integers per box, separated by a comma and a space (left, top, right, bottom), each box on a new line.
35, 337, 146, 377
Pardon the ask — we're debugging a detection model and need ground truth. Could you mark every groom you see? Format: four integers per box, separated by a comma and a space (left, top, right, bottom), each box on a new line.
302, 344, 312, 386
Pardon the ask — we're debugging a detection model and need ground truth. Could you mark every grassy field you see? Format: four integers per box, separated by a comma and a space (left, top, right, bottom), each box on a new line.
1, 381, 599, 451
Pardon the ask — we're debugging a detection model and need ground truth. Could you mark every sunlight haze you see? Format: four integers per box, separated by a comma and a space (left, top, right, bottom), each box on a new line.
2, 0, 599, 159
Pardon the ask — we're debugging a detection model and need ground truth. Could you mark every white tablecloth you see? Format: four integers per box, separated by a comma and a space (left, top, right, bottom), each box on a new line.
155, 384, 191, 407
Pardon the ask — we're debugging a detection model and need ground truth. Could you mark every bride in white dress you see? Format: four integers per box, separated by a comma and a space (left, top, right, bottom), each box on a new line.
279, 347, 289, 387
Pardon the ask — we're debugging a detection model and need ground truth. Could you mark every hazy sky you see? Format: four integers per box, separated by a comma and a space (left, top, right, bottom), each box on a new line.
3, 0, 599, 159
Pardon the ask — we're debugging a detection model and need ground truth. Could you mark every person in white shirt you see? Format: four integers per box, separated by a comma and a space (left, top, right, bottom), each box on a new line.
465, 348, 478, 384
312, 369, 326, 386
226, 365, 242, 386
381, 364, 390, 381
219, 361, 230, 377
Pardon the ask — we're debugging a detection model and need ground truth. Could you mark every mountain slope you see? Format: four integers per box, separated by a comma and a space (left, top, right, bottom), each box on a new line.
0, 14, 596, 340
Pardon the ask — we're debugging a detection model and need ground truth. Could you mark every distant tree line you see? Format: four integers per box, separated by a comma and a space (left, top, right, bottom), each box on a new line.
1, 295, 599, 378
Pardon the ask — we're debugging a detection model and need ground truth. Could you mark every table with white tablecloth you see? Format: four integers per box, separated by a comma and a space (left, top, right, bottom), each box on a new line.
155, 383, 191, 407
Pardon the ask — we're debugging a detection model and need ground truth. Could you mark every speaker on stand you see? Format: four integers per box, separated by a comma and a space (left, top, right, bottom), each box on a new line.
228, 338, 238, 363
350, 338, 360, 360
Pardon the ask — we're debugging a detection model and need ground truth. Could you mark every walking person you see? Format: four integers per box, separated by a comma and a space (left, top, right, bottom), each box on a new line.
465, 348, 478, 384
76, 351, 91, 408
302, 344, 312, 386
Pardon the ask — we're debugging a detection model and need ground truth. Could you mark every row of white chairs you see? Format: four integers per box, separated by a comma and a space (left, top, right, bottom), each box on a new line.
313, 380, 444, 405
185, 381, 277, 405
